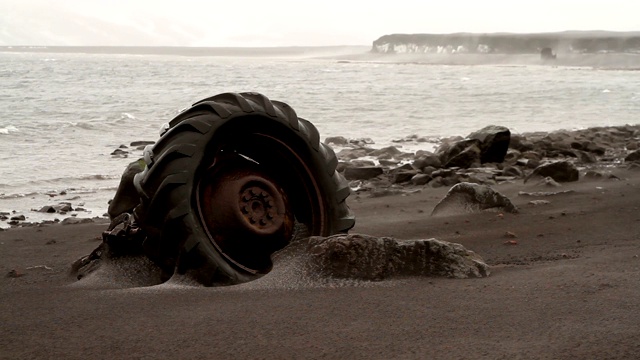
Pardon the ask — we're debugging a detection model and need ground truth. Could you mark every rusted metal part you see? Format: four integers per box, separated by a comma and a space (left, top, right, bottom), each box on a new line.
197, 160, 294, 274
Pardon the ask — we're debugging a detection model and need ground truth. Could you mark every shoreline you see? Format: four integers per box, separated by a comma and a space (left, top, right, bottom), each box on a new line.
2, 123, 639, 229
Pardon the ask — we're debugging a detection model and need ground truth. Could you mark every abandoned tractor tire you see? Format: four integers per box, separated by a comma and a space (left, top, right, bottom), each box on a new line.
133, 92, 355, 285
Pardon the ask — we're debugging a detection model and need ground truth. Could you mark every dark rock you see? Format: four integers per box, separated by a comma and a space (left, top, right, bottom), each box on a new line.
441, 174, 462, 187
625, 149, 640, 162
503, 149, 521, 164
307, 234, 489, 280
412, 154, 442, 170
370, 146, 402, 157
468, 125, 511, 163
445, 143, 481, 168
430, 177, 445, 188
583, 142, 606, 156
540, 47, 556, 60
118, 144, 128, 149
10, 215, 25, 221
431, 169, 455, 178
411, 173, 432, 185
349, 138, 375, 146
56, 203, 73, 212
502, 166, 523, 177
344, 167, 384, 181
38, 206, 56, 213
573, 150, 597, 164
61, 217, 95, 225
379, 159, 400, 167
509, 134, 534, 152
130, 141, 155, 147
390, 163, 414, 173
111, 148, 128, 156
494, 176, 517, 182
324, 136, 349, 146
350, 159, 377, 167
336, 148, 370, 160
432, 182, 518, 216
437, 139, 481, 167
392, 170, 418, 184
422, 166, 437, 175
524, 161, 579, 183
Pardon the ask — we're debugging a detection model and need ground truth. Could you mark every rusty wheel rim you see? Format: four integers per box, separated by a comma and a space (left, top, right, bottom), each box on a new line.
196, 156, 295, 274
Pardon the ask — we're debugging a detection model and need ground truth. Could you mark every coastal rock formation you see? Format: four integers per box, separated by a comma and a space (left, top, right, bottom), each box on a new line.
371, 31, 640, 54
431, 182, 518, 216
307, 234, 489, 280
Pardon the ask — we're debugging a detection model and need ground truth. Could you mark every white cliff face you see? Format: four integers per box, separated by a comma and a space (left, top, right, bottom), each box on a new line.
374, 42, 485, 54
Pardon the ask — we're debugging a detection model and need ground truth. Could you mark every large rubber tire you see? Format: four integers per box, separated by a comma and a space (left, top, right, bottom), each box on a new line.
132, 92, 355, 286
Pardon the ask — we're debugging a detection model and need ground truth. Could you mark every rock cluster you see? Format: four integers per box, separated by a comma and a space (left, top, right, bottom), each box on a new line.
110, 140, 155, 158
334, 124, 640, 197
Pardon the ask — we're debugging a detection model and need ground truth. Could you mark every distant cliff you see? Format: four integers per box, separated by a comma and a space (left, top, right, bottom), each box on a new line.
371, 31, 640, 54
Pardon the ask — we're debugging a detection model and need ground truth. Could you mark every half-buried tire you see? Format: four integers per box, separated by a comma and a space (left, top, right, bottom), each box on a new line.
132, 92, 355, 286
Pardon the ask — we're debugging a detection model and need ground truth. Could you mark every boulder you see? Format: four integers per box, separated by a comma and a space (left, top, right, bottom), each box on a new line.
412, 153, 442, 170
445, 143, 481, 168
392, 170, 418, 184
625, 149, 640, 162
467, 125, 511, 163
390, 163, 414, 173
582, 142, 606, 156
524, 161, 579, 183
10, 215, 26, 221
431, 182, 518, 216
509, 134, 534, 152
422, 166, 437, 175
437, 139, 481, 167
38, 206, 57, 213
343, 167, 384, 181
411, 173, 432, 185
369, 146, 402, 157
307, 234, 489, 280
573, 150, 597, 164
324, 136, 349, 146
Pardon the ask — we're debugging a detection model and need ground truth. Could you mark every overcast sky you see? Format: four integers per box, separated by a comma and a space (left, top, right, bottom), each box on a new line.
1, 0, 638, 47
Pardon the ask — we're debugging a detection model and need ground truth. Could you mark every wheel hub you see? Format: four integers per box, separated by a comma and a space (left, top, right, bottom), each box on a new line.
197, 164, 294, 273
237, 180, 286, 236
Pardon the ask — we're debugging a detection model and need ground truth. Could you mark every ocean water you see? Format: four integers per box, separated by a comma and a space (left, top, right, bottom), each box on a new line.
1, 49, 639, 226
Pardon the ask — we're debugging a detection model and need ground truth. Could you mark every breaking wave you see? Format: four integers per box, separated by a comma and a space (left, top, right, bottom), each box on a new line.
0, 125, 19, 135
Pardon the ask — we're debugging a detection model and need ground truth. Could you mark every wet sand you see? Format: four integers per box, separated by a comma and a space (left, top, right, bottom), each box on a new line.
2, 171, 640, 359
